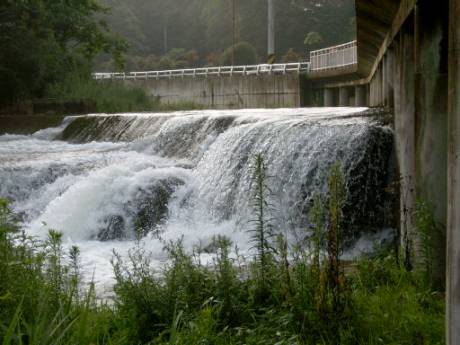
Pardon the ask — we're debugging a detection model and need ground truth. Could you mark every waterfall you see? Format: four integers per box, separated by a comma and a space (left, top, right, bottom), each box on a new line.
0, 108, 394, 293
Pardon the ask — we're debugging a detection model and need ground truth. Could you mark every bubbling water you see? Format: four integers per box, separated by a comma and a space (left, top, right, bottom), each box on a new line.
0, 108, 394, 295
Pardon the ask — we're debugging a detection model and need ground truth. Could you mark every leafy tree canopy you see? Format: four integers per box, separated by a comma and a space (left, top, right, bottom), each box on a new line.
221, 42, 258, 66
0, 0, 126, 106
99, 0, 355, 69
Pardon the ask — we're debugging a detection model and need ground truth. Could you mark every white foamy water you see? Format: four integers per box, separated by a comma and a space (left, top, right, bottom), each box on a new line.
0, 108, 394, 296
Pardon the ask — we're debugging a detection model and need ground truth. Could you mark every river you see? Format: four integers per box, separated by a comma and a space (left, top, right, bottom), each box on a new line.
0, 108, 394, 296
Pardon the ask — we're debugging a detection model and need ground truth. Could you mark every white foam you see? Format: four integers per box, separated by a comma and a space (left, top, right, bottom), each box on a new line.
0, 107, 393, 295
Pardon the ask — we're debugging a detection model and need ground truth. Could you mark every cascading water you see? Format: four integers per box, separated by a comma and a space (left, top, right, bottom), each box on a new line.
0, 108, 395, 295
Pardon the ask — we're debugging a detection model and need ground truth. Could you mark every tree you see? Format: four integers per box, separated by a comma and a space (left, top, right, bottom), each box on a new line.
304, 32, 324, 46
221, 42, 258, 66
282, 48, 303, 63
0, 0, 126, 106
97, 0, 354, 69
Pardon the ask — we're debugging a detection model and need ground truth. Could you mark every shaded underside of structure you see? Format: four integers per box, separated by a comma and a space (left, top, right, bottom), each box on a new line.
355, 0, 402, 77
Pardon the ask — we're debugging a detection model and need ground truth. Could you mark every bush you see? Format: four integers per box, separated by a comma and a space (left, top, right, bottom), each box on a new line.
48, 74, 155, 113
221, 42, 258, 65
0, 199, 113, 345
0, 159, 446, 345
282, 48, 303, 63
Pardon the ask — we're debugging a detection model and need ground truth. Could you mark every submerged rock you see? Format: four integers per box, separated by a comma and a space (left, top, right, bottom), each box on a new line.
96, 177, 184, 241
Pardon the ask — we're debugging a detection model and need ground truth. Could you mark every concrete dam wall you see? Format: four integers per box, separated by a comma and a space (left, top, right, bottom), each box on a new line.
120, 74, 306, 109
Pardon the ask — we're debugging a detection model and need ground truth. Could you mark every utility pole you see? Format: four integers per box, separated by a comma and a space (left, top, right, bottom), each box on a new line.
232, 0, 236, 65
267, 0, 275, 63
231, 0, 239, 66
163, 25, 168, 55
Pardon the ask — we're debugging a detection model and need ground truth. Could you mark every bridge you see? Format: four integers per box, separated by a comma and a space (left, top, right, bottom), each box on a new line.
94, 41, 359, 109
94, 40, 358, 81
96, 1, 460, 341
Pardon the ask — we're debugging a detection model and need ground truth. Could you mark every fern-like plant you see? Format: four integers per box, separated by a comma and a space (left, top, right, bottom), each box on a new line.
248, 153, 277, 305
248, 154, 275, 284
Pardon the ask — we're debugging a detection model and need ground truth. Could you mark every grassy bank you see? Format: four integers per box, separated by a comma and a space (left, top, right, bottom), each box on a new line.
0, 160, 445, 345
47, 76, 203, 114
0, 76, 203, 135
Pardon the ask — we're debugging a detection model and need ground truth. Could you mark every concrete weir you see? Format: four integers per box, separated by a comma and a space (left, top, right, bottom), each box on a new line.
122, 74, 306, 109
94, 0, 460, 336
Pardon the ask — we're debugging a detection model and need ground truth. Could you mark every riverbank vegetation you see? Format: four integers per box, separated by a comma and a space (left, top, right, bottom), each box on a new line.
0, 0, 125, 108
99, 0, 356, 70
0, 0, 357, 112
0, 160, 445, 345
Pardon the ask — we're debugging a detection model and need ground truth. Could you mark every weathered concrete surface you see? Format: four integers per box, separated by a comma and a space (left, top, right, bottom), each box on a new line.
311, 0, 455, 335
122, 74, 304, 109
356, 0, 417, 80
355, 0, 401, 77
393, 24, 417, 260
323, 88, 335, 106
355, 85, 367, 106
447, 0, 460, 343
349, 0, 450, 274
385, 48, 395, 108
308, 64, 358, 80
414, 0, 448, 284
339, 87, 350, 106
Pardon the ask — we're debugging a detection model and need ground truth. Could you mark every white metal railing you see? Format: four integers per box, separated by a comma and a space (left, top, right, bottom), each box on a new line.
309, 41, 357, 72
93, 41, 358, 80
93, 62, 310, 80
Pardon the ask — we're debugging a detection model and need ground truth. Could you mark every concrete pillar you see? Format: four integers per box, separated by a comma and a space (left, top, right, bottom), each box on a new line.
339, 87, 349, 106
414, 0, 448, 286
447, 0, 460, 343
369, 75, 375, 106
386, 47, 395, 109
394, 23, 416, 265
355, 85, 367, 106
366, 84, 370, 107
324, 88, 335, 107
382, 56, 387, 106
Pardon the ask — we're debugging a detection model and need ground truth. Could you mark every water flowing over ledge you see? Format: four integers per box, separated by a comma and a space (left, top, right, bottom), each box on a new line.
0, 108, 394, 294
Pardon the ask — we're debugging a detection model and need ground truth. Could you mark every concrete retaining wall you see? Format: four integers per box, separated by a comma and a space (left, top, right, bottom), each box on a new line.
121, 74, 304, 109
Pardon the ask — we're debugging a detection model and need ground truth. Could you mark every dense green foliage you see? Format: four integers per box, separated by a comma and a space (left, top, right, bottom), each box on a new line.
221, 42, 259, 66
47, 74, 203, 113
0, 0, 355, 109
0, 160, 445, 344
99, 0, 356, 70
0, 0, 125, 106
48, 75, 154, 113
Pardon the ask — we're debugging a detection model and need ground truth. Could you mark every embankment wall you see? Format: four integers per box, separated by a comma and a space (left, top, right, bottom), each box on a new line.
120, 74, 306, 109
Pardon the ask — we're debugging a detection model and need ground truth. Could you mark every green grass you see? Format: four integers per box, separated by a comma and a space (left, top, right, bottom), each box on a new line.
0, 160, 445, 345
47, 75, 204, 114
